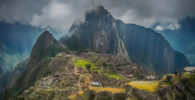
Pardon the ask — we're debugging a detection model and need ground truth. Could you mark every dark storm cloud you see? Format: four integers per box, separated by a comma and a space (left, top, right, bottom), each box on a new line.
0, 0, 51, 24
100, 0, 195, 30
0, 0, 195, 31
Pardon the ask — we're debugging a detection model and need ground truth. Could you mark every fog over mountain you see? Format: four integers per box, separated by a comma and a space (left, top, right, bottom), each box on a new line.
158, 18, 195, 65
0, 0, 195, 73
0, 0, 195, 30
0, 22, 66, 74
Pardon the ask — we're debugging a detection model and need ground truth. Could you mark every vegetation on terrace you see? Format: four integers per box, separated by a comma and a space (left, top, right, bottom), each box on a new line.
161, 74, 180, 84
128, 81, 159, 92
73, 59, 124, 80
103, 73, 124, 80
68, 87, 126, 100
74, 59, 98, 70
128, 72, 195, 93
182, 72, 195, 84
69, 91, 84, 100
89, 86, 125, 93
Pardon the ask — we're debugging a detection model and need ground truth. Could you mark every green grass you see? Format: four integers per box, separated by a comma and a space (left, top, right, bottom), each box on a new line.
182, 72, 195, 79
74, 59, 123, 80
74, 59, 98, 70
89, 86, 125, 93
104, 73, 124, 80
126, 97, 139, 100
182, 72, 195, 84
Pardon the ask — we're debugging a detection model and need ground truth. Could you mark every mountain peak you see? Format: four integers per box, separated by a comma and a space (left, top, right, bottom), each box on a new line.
42, 30, 50, 34
85, 5, 113, 22
28, 31, 57, 66
38, 31, 53, 40
95, 5, 107, 12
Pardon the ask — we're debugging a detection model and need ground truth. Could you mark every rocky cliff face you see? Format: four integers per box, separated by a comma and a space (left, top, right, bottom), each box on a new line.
23, 31, 61, 85
116, 20, 190, 74
27, 31, 58, 71
60, 6, 129, 59
60, 6, 190, 74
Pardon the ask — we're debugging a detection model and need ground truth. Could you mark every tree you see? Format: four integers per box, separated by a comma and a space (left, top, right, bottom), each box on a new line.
86, 64, 91, 72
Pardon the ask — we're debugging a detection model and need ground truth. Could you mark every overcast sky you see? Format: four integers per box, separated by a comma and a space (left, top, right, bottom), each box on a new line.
0, 0, 195, 31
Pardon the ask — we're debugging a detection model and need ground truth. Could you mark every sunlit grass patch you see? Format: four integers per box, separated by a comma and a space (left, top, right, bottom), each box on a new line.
161, 75, 167, 80
104, 73, 124, 80
69, 91, 84, 100
182, 72, 195, 79
128, 81, 159, 92
89, 86, 125, 93
74, 59, 97, 70
74, 59, 124, 80
126, 97, 138, 100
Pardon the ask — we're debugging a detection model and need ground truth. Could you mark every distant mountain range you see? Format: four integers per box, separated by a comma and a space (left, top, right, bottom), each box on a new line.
159, 18, 195, 65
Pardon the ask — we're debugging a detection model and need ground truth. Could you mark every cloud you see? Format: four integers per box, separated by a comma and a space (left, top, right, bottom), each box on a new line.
155, 23, 180, 31
0, 50, 29, 72
0, 0, 195, 31
101, 0, 195, 30
155, 25, 164, 31
31, 0, 73, 30
30, 0, 99, 30
0, 0, 51, 24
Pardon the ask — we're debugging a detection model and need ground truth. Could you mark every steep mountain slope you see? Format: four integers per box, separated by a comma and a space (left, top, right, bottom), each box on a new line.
185, 43, 195, 65
2, 31, 66, 97
60, 6, 189, 74
0, 67, 2, 77
116, 20, 189, 74
60, 6, 129, 59
27, 31, 59, 71
159, 18, 195, 66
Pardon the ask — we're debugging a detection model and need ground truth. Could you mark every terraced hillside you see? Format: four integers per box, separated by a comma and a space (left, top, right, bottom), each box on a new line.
1, 51, 155, 99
